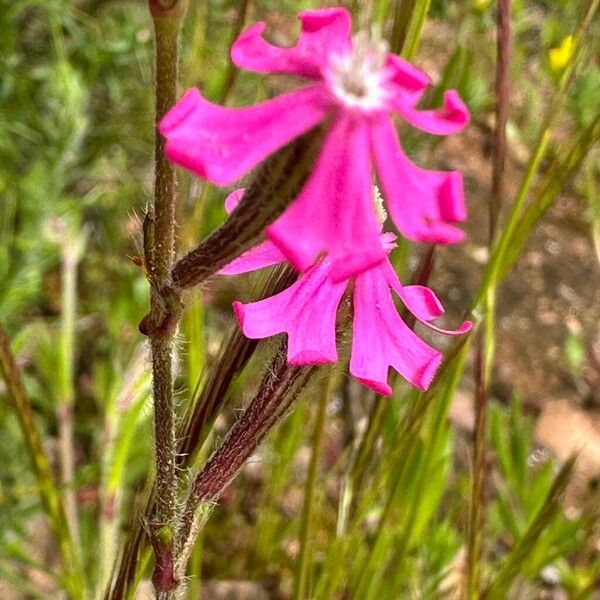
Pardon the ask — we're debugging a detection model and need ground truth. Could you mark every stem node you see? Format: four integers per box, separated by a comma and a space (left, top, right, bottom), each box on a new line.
149, 522, 179, 592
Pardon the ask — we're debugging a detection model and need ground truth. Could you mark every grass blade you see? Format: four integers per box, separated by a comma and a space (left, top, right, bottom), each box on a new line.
483, 456, 577, 600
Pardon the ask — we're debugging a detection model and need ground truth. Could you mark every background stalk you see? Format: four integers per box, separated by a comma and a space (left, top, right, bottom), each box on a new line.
348, 244, 436, 518
490, 0, 512, 245
212, 0, 252, 104
468, 2, 512, 595
387, 0, 431, 59
57, 235, 83, 550
467, 335, 488, 599
401, 0, 432, 60
0, 327, 85, 600
294, 374, 330, 600
96, 351, 149, 600
474, 0, 600, 308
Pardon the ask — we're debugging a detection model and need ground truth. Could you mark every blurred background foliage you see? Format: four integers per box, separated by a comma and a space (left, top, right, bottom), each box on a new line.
0, 0, 599, 598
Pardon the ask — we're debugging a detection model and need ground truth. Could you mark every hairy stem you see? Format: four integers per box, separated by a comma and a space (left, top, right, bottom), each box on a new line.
146, 2, 186, 593
108, 266, 295, 599
175, 353, 315, 578
178, 266, 297, 464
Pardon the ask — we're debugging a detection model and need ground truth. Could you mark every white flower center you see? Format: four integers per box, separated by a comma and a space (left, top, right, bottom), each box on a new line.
325, 31, 390, 111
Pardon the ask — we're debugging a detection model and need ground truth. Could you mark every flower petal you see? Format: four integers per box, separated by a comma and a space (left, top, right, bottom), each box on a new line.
371, 115, 467, 245
382, 262, 472, 335
384, 54, 431, 105
350, 264, 442, 394
160, 85, 330, 185
381, 232, 398, 252
231, 8, 352, 78
392, 89, 469, 135
397, 285, 445, 321
385, 266, 472, 336
219, 240, 287, 275
218, 188, 288, 275
233, 258, 347, 364
268, 114, 385, 281
224, 188, 245, 214
423, 318, 472, 336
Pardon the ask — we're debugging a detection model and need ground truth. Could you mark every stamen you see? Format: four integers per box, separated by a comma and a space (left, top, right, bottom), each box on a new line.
373, 185, 387, 224
325, 30, 390, 111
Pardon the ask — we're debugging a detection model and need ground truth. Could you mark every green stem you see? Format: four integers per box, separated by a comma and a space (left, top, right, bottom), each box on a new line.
387, 0, 431, 59
348, 397, 387, 515
379, 350, 467, 591
389, 0, 417, 54
0, 327, 86, 599
294, 375, 330, 600
353, 344, 470, 596
353, 433, 420, 597
212, 0, 252, 104
467, 331, 488, 600
374, 0, 392, 28
187, 535, 203, 600
401, 0, 432, 60
497, 110, 600, 283
183, 291, 205, 401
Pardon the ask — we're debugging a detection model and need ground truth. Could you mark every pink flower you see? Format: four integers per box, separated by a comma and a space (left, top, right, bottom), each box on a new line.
160, 7, 469, 281
220, 190, 471, 396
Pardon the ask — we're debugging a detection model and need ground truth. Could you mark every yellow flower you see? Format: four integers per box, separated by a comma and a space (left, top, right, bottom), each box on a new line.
549, 35, 573, 71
